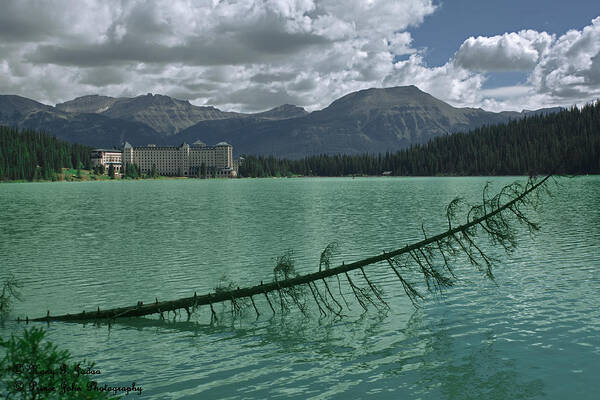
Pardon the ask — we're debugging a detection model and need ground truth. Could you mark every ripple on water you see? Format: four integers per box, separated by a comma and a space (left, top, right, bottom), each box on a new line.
1, 177, 599, 399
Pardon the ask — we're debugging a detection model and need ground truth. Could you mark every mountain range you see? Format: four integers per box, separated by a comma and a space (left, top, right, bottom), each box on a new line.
0, 86, 562, 158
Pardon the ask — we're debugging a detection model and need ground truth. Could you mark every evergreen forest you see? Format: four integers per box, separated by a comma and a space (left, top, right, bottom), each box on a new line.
0, 126, 91, 181
239, 102, 600, 177
1, 101, 599, 181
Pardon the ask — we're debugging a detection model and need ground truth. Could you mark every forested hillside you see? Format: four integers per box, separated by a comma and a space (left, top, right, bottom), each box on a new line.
0, 126, 91, 181
2, 101, 597, 182
239, 102, 600, 177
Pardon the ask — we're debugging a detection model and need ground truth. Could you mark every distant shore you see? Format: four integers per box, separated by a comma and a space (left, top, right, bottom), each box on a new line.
2, 169, 592, 183
0, 168, 187, 183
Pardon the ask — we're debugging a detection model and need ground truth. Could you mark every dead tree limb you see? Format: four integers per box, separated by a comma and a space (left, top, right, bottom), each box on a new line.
29, 175, 552, 323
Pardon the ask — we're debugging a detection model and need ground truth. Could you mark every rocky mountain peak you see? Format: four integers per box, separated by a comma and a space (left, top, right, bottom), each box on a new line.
252, 104, 308, 120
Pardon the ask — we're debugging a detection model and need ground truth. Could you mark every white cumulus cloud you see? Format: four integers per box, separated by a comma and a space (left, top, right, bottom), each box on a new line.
454, 30, 554, 72
0, 0, 598, 114
0, 0, 439, 110
450, 18, 600, 111
530, 16, 600, 100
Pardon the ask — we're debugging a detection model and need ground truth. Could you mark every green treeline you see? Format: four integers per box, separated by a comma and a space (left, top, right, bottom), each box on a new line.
2, 101, 599, 181
0, 126, 91, 181
240, 102, 600, 177
122, 162, 142, 179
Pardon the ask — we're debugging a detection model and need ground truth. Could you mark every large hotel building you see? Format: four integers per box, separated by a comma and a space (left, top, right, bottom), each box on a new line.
91, 141, 237, 177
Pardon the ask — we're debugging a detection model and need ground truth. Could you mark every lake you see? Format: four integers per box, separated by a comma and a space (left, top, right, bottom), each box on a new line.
1, 176, 599, 399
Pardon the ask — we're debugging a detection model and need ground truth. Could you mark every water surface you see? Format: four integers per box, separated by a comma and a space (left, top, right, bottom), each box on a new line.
1, 177, 599, 399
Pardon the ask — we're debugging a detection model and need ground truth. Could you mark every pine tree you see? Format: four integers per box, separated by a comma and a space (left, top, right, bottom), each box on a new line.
236, 102, 600, 177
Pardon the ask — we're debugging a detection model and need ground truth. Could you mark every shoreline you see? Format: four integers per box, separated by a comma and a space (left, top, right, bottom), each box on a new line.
1, 172, 595, 184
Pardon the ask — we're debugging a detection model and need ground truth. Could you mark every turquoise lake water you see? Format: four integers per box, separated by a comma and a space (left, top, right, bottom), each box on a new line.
1, 176, 599, 399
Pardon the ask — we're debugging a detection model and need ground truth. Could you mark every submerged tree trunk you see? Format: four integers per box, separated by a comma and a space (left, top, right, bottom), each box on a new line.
29, 174, 553, 323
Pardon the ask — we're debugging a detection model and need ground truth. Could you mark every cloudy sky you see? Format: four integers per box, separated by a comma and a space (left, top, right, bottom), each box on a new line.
1, 0, 599, 112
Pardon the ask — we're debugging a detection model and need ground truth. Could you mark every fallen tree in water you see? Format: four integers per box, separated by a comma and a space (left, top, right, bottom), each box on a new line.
27, 174, 553, 323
